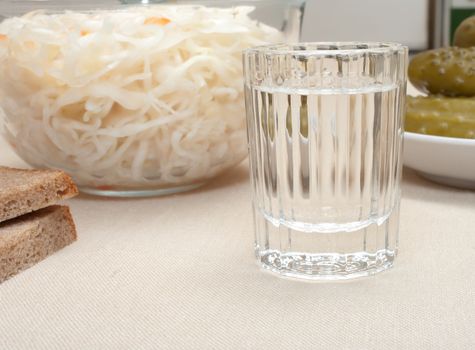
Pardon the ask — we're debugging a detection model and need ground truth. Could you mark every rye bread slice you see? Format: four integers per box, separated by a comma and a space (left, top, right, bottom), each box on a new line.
0, 167, 78, 223
0, 205, 77, 283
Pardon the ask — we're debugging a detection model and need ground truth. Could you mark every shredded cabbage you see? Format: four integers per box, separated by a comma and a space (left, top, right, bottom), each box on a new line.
0, 5, 283, 189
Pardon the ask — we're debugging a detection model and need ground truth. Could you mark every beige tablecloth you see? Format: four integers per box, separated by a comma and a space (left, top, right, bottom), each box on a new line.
1, 129, 475, 349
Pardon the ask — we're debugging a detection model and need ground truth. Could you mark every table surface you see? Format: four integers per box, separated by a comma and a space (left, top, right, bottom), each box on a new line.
1, 94, 475, 350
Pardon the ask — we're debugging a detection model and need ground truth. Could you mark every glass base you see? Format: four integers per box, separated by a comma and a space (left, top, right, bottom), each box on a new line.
258, 250, 395, 281
254, 205, 400, 281
80, 182, 205, 197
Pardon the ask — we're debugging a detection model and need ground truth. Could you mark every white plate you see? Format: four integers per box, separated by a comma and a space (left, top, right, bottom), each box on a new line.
403, 132, 475, 189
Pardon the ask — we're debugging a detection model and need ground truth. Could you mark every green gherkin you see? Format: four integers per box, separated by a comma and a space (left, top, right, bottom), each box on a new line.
454, 16, 475, 48
405, 95, 475, 139
408, 47, 475, 96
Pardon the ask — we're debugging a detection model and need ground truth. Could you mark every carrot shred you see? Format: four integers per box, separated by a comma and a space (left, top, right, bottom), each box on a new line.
0, 34, 8, 41
96, 185, 115, 191
144, 17, 171, 26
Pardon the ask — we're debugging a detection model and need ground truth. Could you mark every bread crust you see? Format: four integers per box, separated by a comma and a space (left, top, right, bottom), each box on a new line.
0, 167, 79, 223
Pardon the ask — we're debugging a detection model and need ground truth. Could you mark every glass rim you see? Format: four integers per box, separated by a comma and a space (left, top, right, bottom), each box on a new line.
244, 41, 407, 56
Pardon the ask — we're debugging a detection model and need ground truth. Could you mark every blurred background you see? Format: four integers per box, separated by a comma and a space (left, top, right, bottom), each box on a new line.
302, 0, 475, 52
2, 0, 475, 52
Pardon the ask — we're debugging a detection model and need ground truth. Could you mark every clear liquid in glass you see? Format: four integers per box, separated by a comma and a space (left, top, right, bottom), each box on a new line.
246, 83, 404, 280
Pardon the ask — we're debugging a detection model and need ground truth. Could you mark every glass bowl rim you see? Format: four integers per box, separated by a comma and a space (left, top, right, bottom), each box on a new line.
121, 0, 306, 4
0, 0, 306, 17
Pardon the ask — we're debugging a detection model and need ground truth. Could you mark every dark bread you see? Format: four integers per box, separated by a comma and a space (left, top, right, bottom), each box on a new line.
0, 205, 77, 283
0, 167, 78, 223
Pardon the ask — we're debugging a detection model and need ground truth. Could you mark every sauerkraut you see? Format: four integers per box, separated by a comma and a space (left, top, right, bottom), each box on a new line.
0, 5, 283, 190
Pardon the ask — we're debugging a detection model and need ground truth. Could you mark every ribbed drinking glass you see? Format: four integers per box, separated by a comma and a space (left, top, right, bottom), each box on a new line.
243, 42, 408, 280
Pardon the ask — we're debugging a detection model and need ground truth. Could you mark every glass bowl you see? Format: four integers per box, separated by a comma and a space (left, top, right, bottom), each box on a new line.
0, 0, 305, 196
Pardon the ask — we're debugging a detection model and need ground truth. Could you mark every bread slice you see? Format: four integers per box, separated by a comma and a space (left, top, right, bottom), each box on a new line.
0, 167, 78, 223
0, 205, 77, 283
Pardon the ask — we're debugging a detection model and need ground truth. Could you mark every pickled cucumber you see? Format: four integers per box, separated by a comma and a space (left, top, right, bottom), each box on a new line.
405, 95, 475, 139
408, 47, 475, 96
454, 16, 475, 48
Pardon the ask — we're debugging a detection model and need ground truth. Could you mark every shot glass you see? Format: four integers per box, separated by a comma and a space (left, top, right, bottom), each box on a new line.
243, 42, 408, 280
